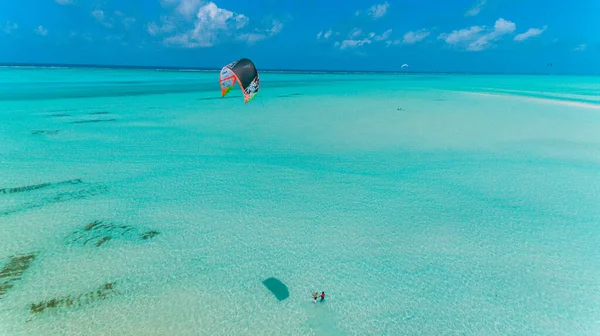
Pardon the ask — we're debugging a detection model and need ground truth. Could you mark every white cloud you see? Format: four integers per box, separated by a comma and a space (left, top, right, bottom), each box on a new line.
334, 28, 393, 50
165, 2, 244, 47
439, 18, 515, 51
403, 29, 430, 44
234, 33, 265, 44
271, 20, 284, 35
348, 28, 362, 38
2, 21, 18, 34
158, 1, 282, 48
494, 18, 516, 34
92, 9, 135, 29
55, 0, 74, 4
329, 3, 392, 51
237, 20, 282, 45
91, 9, 113, 27
439, 26, 485, 44
35, 26, 48, 36
115, 11, 137, 29
374, 29, 392, 41
467, 18, 515, 51
148, 16, 176, 36
385, 39, 401, 47
573, 44, 586, 52
317, 29, 334, 40
340, 39, 372, 49
163, 2, 278, 48
175, 0, 203, 19
92, 9, 105, 22
159, 0, 202, 19
514, 25, 547, 41
465, 0, 486, 17
368, 2, 389, 19
148, 22, 160, 36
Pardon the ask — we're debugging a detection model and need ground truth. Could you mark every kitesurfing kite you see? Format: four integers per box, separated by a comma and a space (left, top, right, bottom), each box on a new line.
401, 64, 409, 71
219, 58, 260, 103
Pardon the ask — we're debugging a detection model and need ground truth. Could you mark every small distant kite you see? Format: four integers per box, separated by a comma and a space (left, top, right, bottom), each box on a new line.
401, 64, 409, 71
220, 58, 260, 103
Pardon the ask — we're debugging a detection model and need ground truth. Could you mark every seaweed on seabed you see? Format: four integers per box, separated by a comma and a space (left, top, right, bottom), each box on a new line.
0, 252, 38, 299
84, 220, 102, 231
29, 281, 117, 316
278, 93, 303, 98
67, 220, 160, 247
69, 119, 117, 124
0, 183, 107, 217
94, 236, 111, 247
0, 178, 82, 195
30, 130, 60, 135
140, 230, 160, 240
46, 113, 71, 117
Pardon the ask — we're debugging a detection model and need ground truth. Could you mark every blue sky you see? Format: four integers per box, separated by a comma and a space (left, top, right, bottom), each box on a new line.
0, 0, 598, 73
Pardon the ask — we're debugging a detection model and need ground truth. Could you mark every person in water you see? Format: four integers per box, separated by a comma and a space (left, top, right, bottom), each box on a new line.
320, 292, 325, 302
312, 292, 318, 304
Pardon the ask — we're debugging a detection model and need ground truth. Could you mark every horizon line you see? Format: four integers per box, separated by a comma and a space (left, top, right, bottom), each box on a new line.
0, 62, 594, 76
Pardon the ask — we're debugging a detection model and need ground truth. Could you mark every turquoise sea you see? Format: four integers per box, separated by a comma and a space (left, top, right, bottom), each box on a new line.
1, 67, 599, 336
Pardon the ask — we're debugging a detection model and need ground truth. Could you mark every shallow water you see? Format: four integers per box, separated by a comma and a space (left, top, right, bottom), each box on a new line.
1, 68, 600, 335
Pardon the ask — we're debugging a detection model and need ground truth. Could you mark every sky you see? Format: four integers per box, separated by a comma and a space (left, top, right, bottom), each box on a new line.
0, 0, 598, 73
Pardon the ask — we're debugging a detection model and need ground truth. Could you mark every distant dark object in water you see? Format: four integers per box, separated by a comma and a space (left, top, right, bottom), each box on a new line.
262, 277, 289, 301
198, 96, 237, 101
69, 119, 117, 124
47, 113, 71, 117
434, 98, 447, 102
30, 130, 60, 135
278, 93, 302, 98
88, 111, 111, 115
397, 107, 403, 111
0, 178, 82, 195
0, 252, 38, 299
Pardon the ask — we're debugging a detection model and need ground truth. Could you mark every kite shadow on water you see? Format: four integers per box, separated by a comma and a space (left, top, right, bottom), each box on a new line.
262, 277, 289, 301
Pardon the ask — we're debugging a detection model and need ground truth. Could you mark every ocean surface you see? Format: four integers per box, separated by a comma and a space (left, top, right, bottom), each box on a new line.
1, 67, 599, 336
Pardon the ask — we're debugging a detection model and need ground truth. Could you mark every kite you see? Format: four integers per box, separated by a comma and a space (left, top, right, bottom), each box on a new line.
401, 64, 409, 70
219, 58, 260, 103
